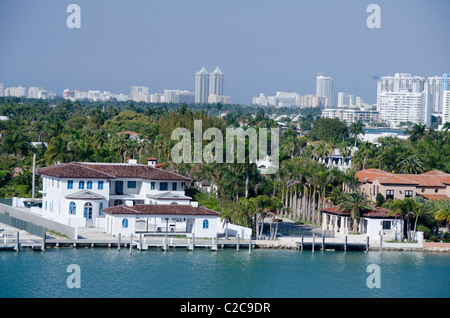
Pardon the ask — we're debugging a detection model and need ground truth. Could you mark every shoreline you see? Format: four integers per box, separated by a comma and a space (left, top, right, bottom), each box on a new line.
1, 221, 449, 253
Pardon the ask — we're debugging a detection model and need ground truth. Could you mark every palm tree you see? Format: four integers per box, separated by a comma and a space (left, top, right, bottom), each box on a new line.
405, 123, 426, 143
45, 136, 72, 164
219, 203, 235, 240
337, 190, 374, 233
384, 197, 418, 241
349, 120, 365, 147
397, 154, 424, 174
433, 199, 450, 231
412, 196, 433, 238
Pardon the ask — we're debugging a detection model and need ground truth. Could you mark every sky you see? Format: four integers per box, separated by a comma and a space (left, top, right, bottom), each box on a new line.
0, 0, 449, 105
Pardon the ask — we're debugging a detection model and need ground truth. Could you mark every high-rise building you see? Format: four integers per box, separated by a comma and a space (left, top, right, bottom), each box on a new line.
378, 89, 431, 128
427, 76, 443, 113
209, 66, 225, 96
0, 83, 4, 97
337, 92, 354, 108
377, 73, 425, 105
164, 89, 195, 104
28, 87, 48, 99
195, 66, 210, 104
442, 74, 450, 113
7, 86, 27, 97
130, 86, 149, 97
316, 73, 333, 108
442, 90, 450, 125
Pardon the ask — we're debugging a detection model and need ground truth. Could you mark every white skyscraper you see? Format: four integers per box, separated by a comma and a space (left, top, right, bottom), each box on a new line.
0, 83, 4, 97
442, 90, 450, 125
209, 66, 225, 96
337, 92, 354, 107
195, 66, 210, 104
378, 90, 431, 127
130, 86, 149, 97
7, 86, 27, 97
377, 73, 425, 106
427, 76, 443, 113
316, 73, 333, 108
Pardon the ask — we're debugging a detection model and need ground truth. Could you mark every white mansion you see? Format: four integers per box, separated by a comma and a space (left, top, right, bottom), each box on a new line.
33, 160, 250, 238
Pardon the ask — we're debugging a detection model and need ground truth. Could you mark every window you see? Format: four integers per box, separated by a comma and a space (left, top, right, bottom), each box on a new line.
98, 181, 104, 190
203, 219, 209, 229
405, 190, 413, 198
160, 182, 168, 191
128, 181, 137, 189
122, 218, 128, 228
386, 190, 394, 200
172, 182, 177, 191
382, 221, 391, 230
114, 200, 123, 206
151, 182, 155, 190
87, 181, 93, 189
84, 202, 93, 220
99, 202, 103, 215
67, 180, 73, 189
69, 202, 76, 215
79, 181, 85, 189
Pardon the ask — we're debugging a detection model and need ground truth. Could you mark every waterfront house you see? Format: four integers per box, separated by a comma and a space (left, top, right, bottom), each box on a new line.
322, 206, 403, 241
33, 160, 249, 238
355, 169, 450, 203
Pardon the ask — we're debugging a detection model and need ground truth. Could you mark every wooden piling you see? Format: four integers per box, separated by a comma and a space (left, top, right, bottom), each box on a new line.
236, 235, 240, 252
312, 234, 315, 254
118, 233, 121, 251
129, 234, 133, 254
301, 235, 304, 251
15, 232, 20, 252
366, 236, 370, 252
249, 236, 252, 255
322, 235, 325, 251
380, 233, 383, 254
344, 235, 347, 252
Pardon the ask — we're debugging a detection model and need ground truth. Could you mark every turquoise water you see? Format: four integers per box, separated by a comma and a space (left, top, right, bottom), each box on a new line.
1, 248, 449, 298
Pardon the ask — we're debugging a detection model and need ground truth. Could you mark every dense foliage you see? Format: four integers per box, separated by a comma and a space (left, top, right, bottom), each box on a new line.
0, 96, 449, 236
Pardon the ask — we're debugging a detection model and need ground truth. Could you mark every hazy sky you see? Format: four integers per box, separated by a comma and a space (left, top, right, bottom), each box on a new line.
0, 0, 449, 105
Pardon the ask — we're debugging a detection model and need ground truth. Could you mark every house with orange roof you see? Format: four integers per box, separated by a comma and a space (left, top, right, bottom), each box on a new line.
355, 169, 450, 203
321, 205, 403, 241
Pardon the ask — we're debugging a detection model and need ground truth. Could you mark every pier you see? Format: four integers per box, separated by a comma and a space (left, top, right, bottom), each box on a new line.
1, 221, 432, 253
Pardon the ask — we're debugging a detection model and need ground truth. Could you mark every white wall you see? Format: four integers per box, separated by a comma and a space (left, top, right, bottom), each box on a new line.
218, 220, 252, 239
106, 214, 136, 237
365, 218, 403, 241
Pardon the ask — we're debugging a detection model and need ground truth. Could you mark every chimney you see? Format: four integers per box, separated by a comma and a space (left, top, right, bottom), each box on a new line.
128, 159, 137, 165
125, 200, 134, 206
147, 157, 157, 167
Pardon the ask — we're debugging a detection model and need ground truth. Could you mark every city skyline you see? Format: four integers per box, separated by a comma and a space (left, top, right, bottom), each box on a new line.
0, 0, 449, 105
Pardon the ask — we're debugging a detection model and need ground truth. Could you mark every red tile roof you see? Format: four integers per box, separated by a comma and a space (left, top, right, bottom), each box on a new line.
417, 194, 450, 201
102, 204, 219, 216
38, 162, 191, 181
322, 206, 397, 218
355, 169, 450, 187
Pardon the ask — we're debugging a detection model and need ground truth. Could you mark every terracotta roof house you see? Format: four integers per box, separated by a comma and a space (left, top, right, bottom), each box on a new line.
355, 169, 450, 203
34, 160, 249, 238
321, 205, 403, 240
